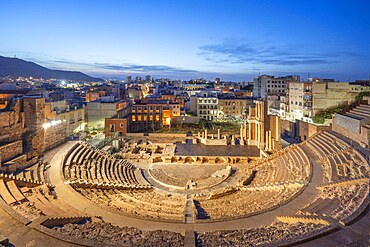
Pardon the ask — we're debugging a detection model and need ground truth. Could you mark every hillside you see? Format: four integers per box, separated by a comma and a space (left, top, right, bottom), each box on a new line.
0, 55, 103, 82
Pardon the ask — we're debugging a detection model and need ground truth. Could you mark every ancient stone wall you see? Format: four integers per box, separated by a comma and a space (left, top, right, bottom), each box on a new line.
332, 122, 369, 147
23, 97, 45, 156
298, 120, 331, 142
0, 140, 23, 163
0, 99, 25, 142
279, 118, 293, 137
44, 122, 67, 151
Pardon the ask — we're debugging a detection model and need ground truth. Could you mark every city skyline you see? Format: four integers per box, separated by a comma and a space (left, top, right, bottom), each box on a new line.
1, 0, 369, 81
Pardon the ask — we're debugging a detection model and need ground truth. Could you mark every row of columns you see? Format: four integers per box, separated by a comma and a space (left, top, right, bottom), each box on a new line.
196, 124, 249, 145
198, 128, 223, 140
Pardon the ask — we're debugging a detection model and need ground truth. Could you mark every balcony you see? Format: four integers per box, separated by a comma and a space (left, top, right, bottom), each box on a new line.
303, 96, 312, 102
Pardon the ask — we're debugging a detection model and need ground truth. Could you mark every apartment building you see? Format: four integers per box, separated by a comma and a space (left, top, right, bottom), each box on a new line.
281, 80, 370, 124
44, 100, 85, 136
196, 92, 219, 121
253, 75, 299, 99
218, 97, 252, 119
114, 100, 181, 132
86, 98, 126, 130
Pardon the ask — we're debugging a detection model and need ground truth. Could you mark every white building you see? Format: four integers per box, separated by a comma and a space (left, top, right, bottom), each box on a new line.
253, 75, 299, 99
196, 91, 219, 121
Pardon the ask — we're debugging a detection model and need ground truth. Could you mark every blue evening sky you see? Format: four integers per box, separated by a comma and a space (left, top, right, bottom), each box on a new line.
0, 0, 369, 81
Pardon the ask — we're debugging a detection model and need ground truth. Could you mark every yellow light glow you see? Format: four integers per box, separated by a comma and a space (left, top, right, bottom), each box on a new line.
165, 117, 171, 125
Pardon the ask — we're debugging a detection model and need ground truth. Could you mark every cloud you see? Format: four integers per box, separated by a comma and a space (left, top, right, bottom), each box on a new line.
92, 63, 199, 74
25, 57, 201, 76
198, 40, 358, 66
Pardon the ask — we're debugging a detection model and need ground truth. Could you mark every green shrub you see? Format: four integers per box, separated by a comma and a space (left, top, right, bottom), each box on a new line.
312, 115, 325, 124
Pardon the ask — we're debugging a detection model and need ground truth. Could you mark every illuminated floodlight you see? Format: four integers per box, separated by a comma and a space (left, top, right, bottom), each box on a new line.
43, 123, 51, 129
61, 80, 66, 85
43, 120, 63, 129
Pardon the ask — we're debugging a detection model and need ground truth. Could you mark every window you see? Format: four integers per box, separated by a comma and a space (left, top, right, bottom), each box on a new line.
109, 124, 115, 132
120, 123, 124, 128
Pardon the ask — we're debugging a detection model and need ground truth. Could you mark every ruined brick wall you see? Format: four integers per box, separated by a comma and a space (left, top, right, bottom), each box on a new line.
0, 99, 25, 142
269, 115, 280, 140
298, 120, 331, 142
23, 97, 45, 156
0, 140, 23, 163
279, 118, 293, 137
23, 97, 45, 130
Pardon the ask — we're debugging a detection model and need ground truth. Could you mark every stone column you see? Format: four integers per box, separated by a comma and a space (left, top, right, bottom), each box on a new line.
240, 125, 244, 145
217, 128, 221, 139
270, 131, 273, 151
231, 135, 235, 145
243, 122, 247, 139
204, 129, 208, 139
197, 132, 200, 138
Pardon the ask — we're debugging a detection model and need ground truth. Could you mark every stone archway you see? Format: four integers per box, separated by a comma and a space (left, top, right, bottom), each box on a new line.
202, 157, 209, 164
215, 157, 226, 164
153, 157, 164, 163
184, 156, 195, 164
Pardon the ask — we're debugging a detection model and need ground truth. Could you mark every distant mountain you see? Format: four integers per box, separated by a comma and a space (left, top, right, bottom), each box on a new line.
0, 55, 103, 82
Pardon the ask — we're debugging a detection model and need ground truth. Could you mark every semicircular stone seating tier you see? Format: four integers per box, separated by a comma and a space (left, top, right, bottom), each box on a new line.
0, 130, 368, 246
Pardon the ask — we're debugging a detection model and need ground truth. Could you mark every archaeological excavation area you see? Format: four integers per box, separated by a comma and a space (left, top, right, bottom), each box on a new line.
0, 128, 369, 247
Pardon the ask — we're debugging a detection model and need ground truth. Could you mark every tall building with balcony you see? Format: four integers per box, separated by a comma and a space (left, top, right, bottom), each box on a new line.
253, 75, 299, 99
282, 81, 369, 125
284, 81, 313, 122
196, 92, 219, 121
